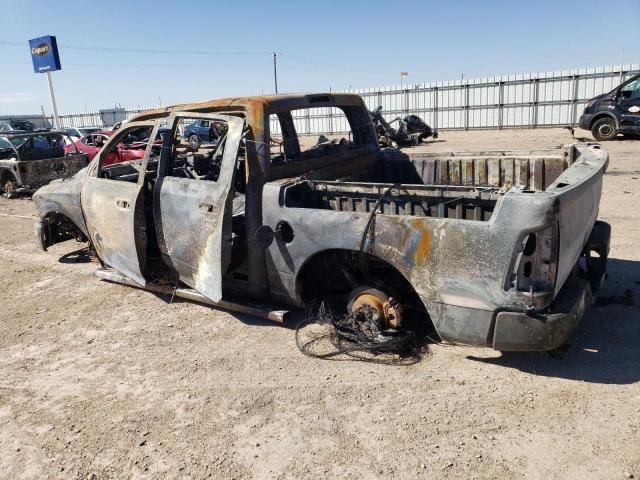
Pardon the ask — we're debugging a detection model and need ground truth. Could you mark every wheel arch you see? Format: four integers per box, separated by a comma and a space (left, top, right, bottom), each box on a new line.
39, 210, 88, 249
293, 248, 436, 336
0, 168, 18, 194
589, 112, 619, 129
294, 247, 426, 308
0, 167, 17, 182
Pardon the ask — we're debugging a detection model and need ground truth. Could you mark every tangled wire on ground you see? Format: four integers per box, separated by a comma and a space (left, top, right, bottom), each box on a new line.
295, 301, 426, 365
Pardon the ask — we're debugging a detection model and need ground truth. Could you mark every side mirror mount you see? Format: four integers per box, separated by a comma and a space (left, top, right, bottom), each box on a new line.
254, 225, 275, 248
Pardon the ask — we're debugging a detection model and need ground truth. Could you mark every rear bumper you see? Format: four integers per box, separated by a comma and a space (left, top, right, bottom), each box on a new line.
492, 275, 591, 351
491, 220, 610, 351
433, 221, 610, 351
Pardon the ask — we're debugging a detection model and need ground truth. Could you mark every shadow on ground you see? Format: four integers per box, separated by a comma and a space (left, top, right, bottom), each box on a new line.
58, 242, 639, 377
468, 258, 640, 384
58, 246, 93, 264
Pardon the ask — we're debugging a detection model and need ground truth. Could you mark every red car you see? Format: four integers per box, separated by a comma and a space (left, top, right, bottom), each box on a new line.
65, 130, 146, 166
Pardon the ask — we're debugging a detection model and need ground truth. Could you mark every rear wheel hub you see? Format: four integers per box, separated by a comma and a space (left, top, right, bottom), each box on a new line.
347, 286, 403, 329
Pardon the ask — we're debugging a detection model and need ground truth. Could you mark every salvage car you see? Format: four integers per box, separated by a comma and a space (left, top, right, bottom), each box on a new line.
64, 127, 101, 139
65, 130, 148, 166
183, 118, 226, 148
32, 93, 610, 351
579, 72, 640, 141
0, 119, 35, 132
0, 130, 89, 196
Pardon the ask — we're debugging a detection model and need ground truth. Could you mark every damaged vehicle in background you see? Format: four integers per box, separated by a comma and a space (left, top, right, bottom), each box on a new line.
183, 117, 227, 148
0, 119, 36, 132
33, 93, 609, 352
369, 106, 437, 147
0, 130, 88, 197
64, 127, 169, 166
65, 130, 145, 166
64, 127, 101, 140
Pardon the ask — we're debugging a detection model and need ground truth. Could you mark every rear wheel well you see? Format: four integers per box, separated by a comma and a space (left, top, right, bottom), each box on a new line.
296, 249, 434, 332
0, 169, 17, 191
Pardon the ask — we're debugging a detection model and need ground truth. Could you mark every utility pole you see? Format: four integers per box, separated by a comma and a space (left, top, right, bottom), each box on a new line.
273, 52, 278, 94
620, 48, 625, 83
40, 105, 48, 127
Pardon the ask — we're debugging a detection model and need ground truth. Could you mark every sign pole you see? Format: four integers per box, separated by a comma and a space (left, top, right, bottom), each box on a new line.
46, 71, 60, 129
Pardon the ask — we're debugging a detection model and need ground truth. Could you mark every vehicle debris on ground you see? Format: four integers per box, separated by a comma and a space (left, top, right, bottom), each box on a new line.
369, 106, 438, 147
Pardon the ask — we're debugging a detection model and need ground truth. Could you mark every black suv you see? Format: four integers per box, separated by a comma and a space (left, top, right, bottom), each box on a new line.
579, 73, 640, 141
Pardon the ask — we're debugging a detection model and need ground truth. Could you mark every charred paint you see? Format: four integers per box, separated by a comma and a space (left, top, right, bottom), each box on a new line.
410, 218, 431, 265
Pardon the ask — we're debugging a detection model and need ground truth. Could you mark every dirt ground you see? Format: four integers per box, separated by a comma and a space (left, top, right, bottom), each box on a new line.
1, 128, 639, 480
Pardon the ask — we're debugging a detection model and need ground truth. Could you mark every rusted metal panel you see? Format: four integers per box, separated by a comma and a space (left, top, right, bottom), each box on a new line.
487, 158, 501, 187
448, 159, 462, 185
531, 158, 545, 191
462, 158, 475, 185
501, 158, 514, 188
544, 158, 568, 189
475, 158, 487, 185
0, 153, 88, 191
515, 158, 530, 188
424, 158, 436, 184
19, 154, 88, 189
435, 158, 448, 184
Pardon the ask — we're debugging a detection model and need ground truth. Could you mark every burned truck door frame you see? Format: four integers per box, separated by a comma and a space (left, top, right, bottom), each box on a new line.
153, 113, 244, 303
80, 120, 160, 286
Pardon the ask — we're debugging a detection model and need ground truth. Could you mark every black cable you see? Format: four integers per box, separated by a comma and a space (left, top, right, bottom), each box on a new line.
295, 301, 424, 365
359, 183, 399, 253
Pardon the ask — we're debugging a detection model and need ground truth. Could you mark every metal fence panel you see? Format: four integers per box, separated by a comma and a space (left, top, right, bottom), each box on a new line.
47, 64, 639, 134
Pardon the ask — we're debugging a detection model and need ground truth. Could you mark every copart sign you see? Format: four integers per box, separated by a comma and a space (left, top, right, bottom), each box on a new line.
28, 35, 62, 73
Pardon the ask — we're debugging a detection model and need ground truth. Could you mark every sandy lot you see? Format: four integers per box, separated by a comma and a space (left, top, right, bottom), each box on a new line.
0, 128, 639, 480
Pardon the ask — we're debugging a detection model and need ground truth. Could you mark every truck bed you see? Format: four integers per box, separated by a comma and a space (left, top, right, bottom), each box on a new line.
379, 147, 575, 191
282, 145, 584, 221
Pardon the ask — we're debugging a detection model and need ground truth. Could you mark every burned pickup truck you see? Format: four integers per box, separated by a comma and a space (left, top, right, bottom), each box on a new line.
0, 130, 88, 196
32, 93, 609, 351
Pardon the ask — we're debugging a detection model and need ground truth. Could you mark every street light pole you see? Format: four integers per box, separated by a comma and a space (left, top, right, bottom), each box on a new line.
273, 52, 279, 94
400, 71, 408, 114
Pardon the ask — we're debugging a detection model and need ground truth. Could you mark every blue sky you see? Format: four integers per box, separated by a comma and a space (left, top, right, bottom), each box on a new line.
1, 0, 639, 115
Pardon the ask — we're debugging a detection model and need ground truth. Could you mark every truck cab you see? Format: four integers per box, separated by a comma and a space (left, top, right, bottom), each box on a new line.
579, 73, 640, 141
